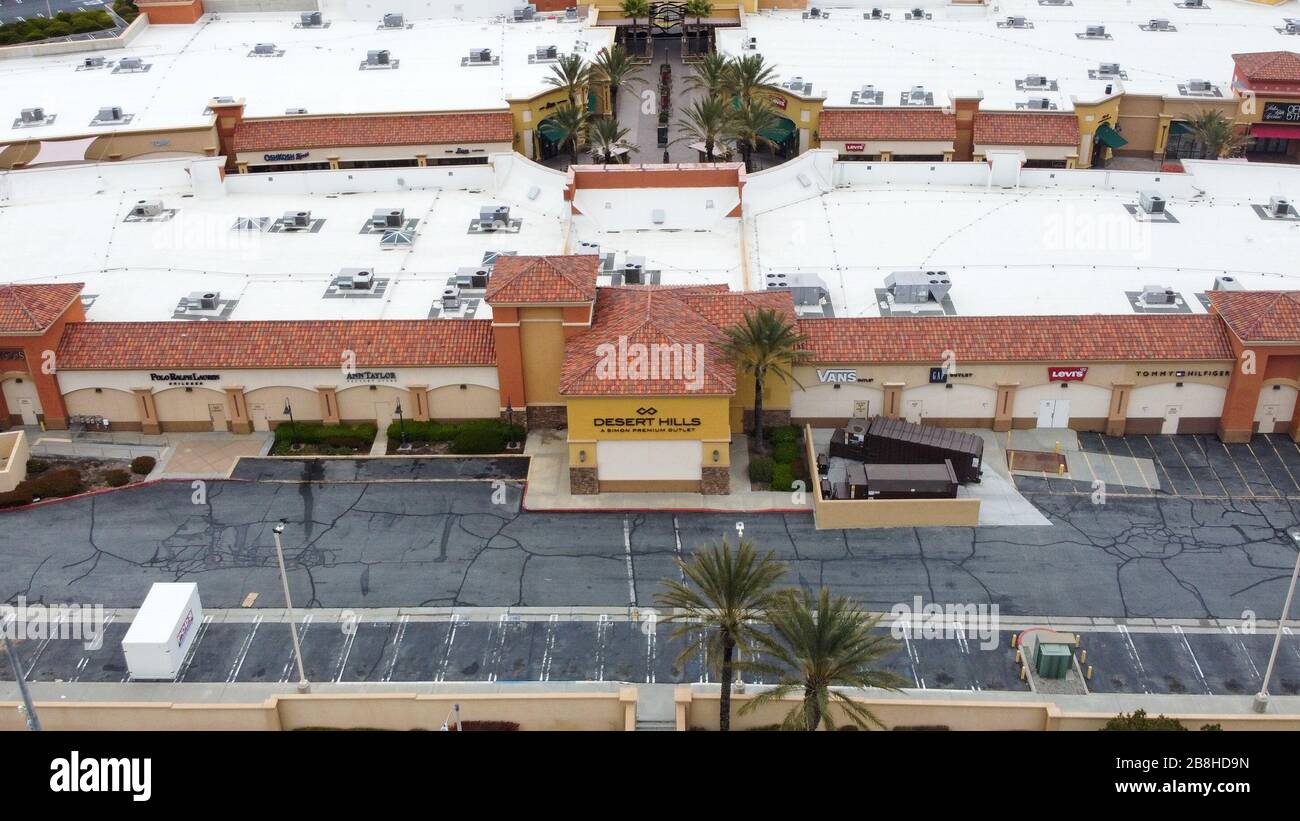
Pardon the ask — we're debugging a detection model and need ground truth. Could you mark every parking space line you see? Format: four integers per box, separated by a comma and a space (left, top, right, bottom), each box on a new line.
175, 615, 212, 682
1166, 438, 1207, 496
1109, 436, 1155, 493
1187, 436, 1231, 497
1144, 435, 1193, 496
539, 613, 558, 681
280, 615, 313, 682
901, 633, 923, 689
1262, 436, 1300, 496
594, 614, 610, 682
333, 618, 358, 683
1218, 439, 1262, 498
645, 612, 656, 684
1239, 439, 1282, 497
382, 615, 409, 682
227, 615, 261, 683
1116, 624, 1152, 694
1225, 626, 1262, 683
1172, 625, 1213, 695
431, 614, 454, 682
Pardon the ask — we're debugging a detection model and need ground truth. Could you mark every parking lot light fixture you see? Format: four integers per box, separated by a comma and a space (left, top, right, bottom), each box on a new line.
1254, 526, 1300, 713
272, 520, 311, 694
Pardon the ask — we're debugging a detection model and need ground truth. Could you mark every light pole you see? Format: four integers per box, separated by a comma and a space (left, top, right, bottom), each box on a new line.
272, 520, 310, 693
2, 619, 40, 731
1254, 526, 1300, 713
395, 400, 407, 449
283, 399, 297, 447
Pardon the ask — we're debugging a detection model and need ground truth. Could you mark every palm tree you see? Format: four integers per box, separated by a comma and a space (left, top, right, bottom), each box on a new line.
686, 0, 713, 26
588, 116, 636, 164
720, 307, 807, 450
686, 52, 731, 97
726, 53, 781, 100
592, 44, 644, 116
1183, 108, 1247, 159
656, 538, 787, 732
545, 54, 592, 109
740, 588, 907, 731
541, 104, 589, 166
621, 0, 650, 54
674, 95, 732, 162
725, 96, 780, 173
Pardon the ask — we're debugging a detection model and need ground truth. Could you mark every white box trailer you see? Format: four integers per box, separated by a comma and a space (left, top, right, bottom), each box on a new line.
121, 583, 203, 680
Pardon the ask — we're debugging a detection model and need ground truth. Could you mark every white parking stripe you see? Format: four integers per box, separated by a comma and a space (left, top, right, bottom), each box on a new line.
1172, 625, 1213, 695
226, 616, 262, 683
382, 614, 409, 682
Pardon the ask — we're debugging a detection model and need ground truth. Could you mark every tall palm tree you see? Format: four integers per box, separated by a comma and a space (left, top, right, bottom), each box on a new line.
720, 307, 807, 450
592, 44, 644, 116
740, 588, 907, 731
726, 53, 781, 100
588, 116, 636, 164
725, 96, 780, 173
545, 54, 592, 109
673, 95, 732, 162
1183, 108, 1247, 159
686, 51, 731, 97
541, 104, 589, 166
686, 0, 713, 26
656, 538, 787, 732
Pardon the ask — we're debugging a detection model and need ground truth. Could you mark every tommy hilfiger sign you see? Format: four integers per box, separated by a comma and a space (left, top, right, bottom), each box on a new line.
150, 372, 219, 387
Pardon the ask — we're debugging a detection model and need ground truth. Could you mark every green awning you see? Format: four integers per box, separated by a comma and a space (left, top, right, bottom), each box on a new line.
759, 116, 797, 145
537, 118, 564, 143
587, 90, 598, 113
1169, 120, 1191, 136
1095, 123, 1128, 149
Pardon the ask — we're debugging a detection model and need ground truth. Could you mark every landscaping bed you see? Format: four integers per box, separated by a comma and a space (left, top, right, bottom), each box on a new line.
0, 455, 155, 509
269, 422, 377, 456
747, 425, 811, 492
384, 419, 525, 455
0, 4, 137, 46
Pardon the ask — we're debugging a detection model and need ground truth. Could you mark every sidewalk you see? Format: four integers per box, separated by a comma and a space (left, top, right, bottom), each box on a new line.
156, 432, 273, 478
523, 430, 809, 512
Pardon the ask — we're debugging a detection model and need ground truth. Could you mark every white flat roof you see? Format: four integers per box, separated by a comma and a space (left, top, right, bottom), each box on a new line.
0, 13, 613, 143
720, 1, 1295, 110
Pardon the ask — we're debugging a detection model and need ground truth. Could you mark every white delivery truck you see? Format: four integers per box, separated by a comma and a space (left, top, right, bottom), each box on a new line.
121, 582, 203, 681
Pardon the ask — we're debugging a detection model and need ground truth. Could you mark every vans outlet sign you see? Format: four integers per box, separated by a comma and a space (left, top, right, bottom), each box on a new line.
1048, 367, 1088, 382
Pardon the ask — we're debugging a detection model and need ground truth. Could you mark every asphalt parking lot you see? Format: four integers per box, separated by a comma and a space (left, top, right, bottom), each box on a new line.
1015, 433, 1300, 498
0, 0, 111, 24
229, 456, 530, 483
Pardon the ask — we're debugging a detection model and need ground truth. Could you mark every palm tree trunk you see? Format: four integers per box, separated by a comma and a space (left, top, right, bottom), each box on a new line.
752, 371, 765, 453
705, 137, 714, 163
804, 684, 820, 731
719, 633, 734, 732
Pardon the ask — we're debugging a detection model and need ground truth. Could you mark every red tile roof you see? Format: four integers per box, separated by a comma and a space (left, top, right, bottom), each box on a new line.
485, 256, 599, 305
232, 112, 514, 152
1206, 291, 1300, 343
820, 108, 956, 142
974, 111, 1080, 147
55, 320, 495, 370
1232, 51, 1300, 84
561, 286, 795, 396
0, 283, 83, 335
799, 314, 1234, 363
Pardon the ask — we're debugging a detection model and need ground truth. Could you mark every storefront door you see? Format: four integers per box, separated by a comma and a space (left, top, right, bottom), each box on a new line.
17, 397, 38, 426
904, 399, 923, 424
1036, 399, 1070, 428
1259, 404, 1279, 435
1161, 405, 1181, 435
250, 403, 270, 433
209, 403, 228, 433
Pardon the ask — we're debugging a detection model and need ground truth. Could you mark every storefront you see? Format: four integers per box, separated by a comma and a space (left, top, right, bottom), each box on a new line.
819, 108, 956, 162
1232, 51, 1300, 165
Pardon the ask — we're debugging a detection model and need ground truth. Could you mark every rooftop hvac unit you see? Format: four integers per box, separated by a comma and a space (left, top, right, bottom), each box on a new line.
456, 267, 492, 289
1098, 62, 1121, 76
253, 43, 277, 55
286, 107, 308, 115
19, 107, 45, 124
860, 84, 876, 97
367, 50, 391, 66
1288, 21, 1300, 34
576, 241, 600, 255
118, 57, 143, 71
1139, 190, 1165, 214
764, 273, 829, 307
869, 8, 883, 19
83, 56, 106, 68
442, 285, 461, 309
909, 85, 927, 100
98, 106, 124, 122
911, 8, 924, 18
536, 45, 559, 60
372, 208, 405, 229
623, 256, 646, 285
132, 199, 164, 217
185, 291, 221, 311
1141, 285, 1176, 305
337, 268, 374, 291
1184, 0, 1203, 7
565, 7, 578, 21
1027, 97, 1052, 110
469, 48, 493, 63
1213, 275, 1244, 291
514, 4, 536, 21
382, 12, 404, 28
1007, 16, 1027, 26
1187, 79, 1213, 93
651, 209, 666, 225
1085, 25, 1106, 37
281, 210, 311, 228
1270, 195, 1292, 217
745, 37, 757, 49
301, 11, 322, 27
479, 205, 510, 229
885, 270, 952, 304
1151, 19, 1172, 30
1025, 74, 1046, 87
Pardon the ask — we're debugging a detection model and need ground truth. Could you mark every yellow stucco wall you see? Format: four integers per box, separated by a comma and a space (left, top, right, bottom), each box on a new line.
566, 395, 733, 468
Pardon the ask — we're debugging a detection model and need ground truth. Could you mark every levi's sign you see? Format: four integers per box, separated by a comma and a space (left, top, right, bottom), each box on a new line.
1048, 367, 1088, 382
843, 143, 866, 152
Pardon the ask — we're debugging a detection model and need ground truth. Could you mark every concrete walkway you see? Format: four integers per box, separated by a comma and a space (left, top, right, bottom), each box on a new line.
523, 430, 809, 512
157, 432, 273, 479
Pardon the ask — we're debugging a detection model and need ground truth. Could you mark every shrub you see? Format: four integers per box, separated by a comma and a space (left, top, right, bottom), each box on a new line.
0, 487, 34, 509
771, 462, 795, 492
25, 459, 49, 476
767, 425, 800, 446
748, 456, 774, 484
447, 720, 520, 732
26, 468, 83, 499
1101, 709, 1187, 731
273, 422, 376, 450
772, 441, 798, 464
103, 469, 131, 488
44, 21, 71, 37
388, 419, 523, 448
451, 427, 507, 454
130, 456, 156, 475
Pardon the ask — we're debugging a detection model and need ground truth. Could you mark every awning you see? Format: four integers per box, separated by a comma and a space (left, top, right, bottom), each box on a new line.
1250, 123, 1300, 140
1095, 123, 1127, 149
1169, 120, 1191, 136
759, 116, 797, 145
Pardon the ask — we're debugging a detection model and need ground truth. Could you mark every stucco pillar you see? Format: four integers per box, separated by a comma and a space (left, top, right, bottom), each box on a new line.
1218, 358, 1264, 443
407, 385, 429, 422
316, 386, 340, 425
206, 97, 246, 174
224, 386, 251, 434
943, 151, 954, 162
882, 383, 904, 419
416, 154, 428, 168
134, 389, 160, 435
236, 162, 249, 174
327, 156, 340, 170
993, 383, 1018, 432
880, 150, 893, 162
1106, 382, 1133, 437
0, 386, 9, 429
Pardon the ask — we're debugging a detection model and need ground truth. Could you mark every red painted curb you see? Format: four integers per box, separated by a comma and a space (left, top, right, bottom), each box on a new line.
0, 477, 255, 514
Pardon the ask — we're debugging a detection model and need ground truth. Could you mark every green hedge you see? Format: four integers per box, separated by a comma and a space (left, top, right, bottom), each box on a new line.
766, 425, 800, 446
386, 418, 523, 449
0, 10, 116, 45
772, 441, 799, 465
748, 456, 774, 484
274, 422, 377, 450
771, 462, 795, 492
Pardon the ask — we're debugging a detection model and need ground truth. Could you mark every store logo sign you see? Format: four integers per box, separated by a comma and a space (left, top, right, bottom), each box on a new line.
1262, 102, 1300, 123
263, 152, 310, 162
593, 406, 702, 434
150, 372, 219, 387
771, 94, 787, 109
818, 369, 858, 384
0, 349, 24, 361
843, 143, 865, 152
344, 370, 398, 383
1048, 367, 1088, 382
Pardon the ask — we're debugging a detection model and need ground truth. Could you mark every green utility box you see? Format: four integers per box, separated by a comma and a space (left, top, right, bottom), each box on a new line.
1034, 638, 1074, 679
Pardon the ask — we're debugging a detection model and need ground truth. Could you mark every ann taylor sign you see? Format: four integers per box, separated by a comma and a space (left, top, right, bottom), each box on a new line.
344, 370, 398, 383
150, 372, 219, 387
